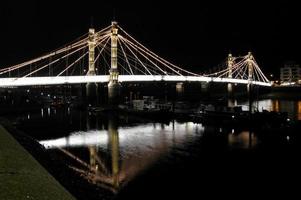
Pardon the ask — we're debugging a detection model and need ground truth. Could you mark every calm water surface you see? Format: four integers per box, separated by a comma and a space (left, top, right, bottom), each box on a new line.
13, 98, 301, 198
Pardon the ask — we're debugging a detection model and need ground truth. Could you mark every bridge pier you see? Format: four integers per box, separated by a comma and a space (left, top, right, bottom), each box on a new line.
108, 21, 120, 105
201, 82, 210, 96
86, 83, 99, 106
108, 82, 120, 105
176, 82, 184, 100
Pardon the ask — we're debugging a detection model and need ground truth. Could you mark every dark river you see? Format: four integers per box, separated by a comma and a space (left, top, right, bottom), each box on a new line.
12, 98, 301, 199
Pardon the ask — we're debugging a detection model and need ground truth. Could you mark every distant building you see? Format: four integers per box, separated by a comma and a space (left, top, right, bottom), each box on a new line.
280, 62, 301, 84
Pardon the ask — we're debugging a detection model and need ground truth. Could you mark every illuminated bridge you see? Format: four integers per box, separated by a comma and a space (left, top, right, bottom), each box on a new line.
0, 22, 271, 88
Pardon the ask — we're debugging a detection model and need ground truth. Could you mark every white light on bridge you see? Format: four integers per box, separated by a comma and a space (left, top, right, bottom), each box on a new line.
0, 75, 271, 87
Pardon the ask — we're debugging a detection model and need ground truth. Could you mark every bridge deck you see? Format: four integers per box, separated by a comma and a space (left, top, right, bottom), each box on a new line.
0, 75, 271, 87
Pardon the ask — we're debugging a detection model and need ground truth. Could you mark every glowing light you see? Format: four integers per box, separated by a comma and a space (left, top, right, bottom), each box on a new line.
0, 75, 271, 87
286, 136, 290, 141
40, 122, 204, 149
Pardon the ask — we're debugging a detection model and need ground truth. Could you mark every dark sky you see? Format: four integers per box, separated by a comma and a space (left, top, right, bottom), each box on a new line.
0, 1, 300, 77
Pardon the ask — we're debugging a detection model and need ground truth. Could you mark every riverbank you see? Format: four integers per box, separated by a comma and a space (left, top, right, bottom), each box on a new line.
0, 124, 75, 200
0, 118, 114, 200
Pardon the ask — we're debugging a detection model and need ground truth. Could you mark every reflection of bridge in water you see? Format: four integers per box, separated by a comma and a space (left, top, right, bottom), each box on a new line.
40, 115, 204, 193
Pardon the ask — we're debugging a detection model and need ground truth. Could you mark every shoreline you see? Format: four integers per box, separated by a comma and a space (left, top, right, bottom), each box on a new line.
0, 117, 114, 200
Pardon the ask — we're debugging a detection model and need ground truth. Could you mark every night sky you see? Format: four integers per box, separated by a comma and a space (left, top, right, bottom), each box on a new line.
0, 1, 300, 78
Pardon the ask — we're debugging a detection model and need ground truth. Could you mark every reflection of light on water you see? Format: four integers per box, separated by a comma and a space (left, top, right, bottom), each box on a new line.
228, 131, 258, 149
39, 121, 204, 192
47, 107, 50, 116
41, 108, 44, 118
39, 122, 204, 156
40, 130, 109, 148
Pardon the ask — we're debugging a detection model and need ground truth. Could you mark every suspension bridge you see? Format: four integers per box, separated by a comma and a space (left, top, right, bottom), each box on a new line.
0, 22, 271, 88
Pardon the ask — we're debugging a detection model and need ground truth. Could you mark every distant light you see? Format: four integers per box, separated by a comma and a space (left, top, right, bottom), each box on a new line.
26, 99, 29, 103
232, 129, 235, 134
219, 128, 222, 133
54, 96, 56, 99
48, 94, 50, 97
287, 118, 290, 122
286, 136, 290, 141
26, 89, 30, 93
232, 115, 235, 119
41, 92, 44, 95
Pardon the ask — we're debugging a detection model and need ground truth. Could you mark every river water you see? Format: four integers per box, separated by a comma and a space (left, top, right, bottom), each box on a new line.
13, 98, 301, 199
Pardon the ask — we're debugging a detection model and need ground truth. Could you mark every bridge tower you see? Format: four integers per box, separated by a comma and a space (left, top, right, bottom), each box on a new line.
227, 53, 234, 96
87, 28, 96, 76
247, 52, 254, 87
108, 21, 120, 104
86, 28, 98, 106
247, 52, 254, 113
